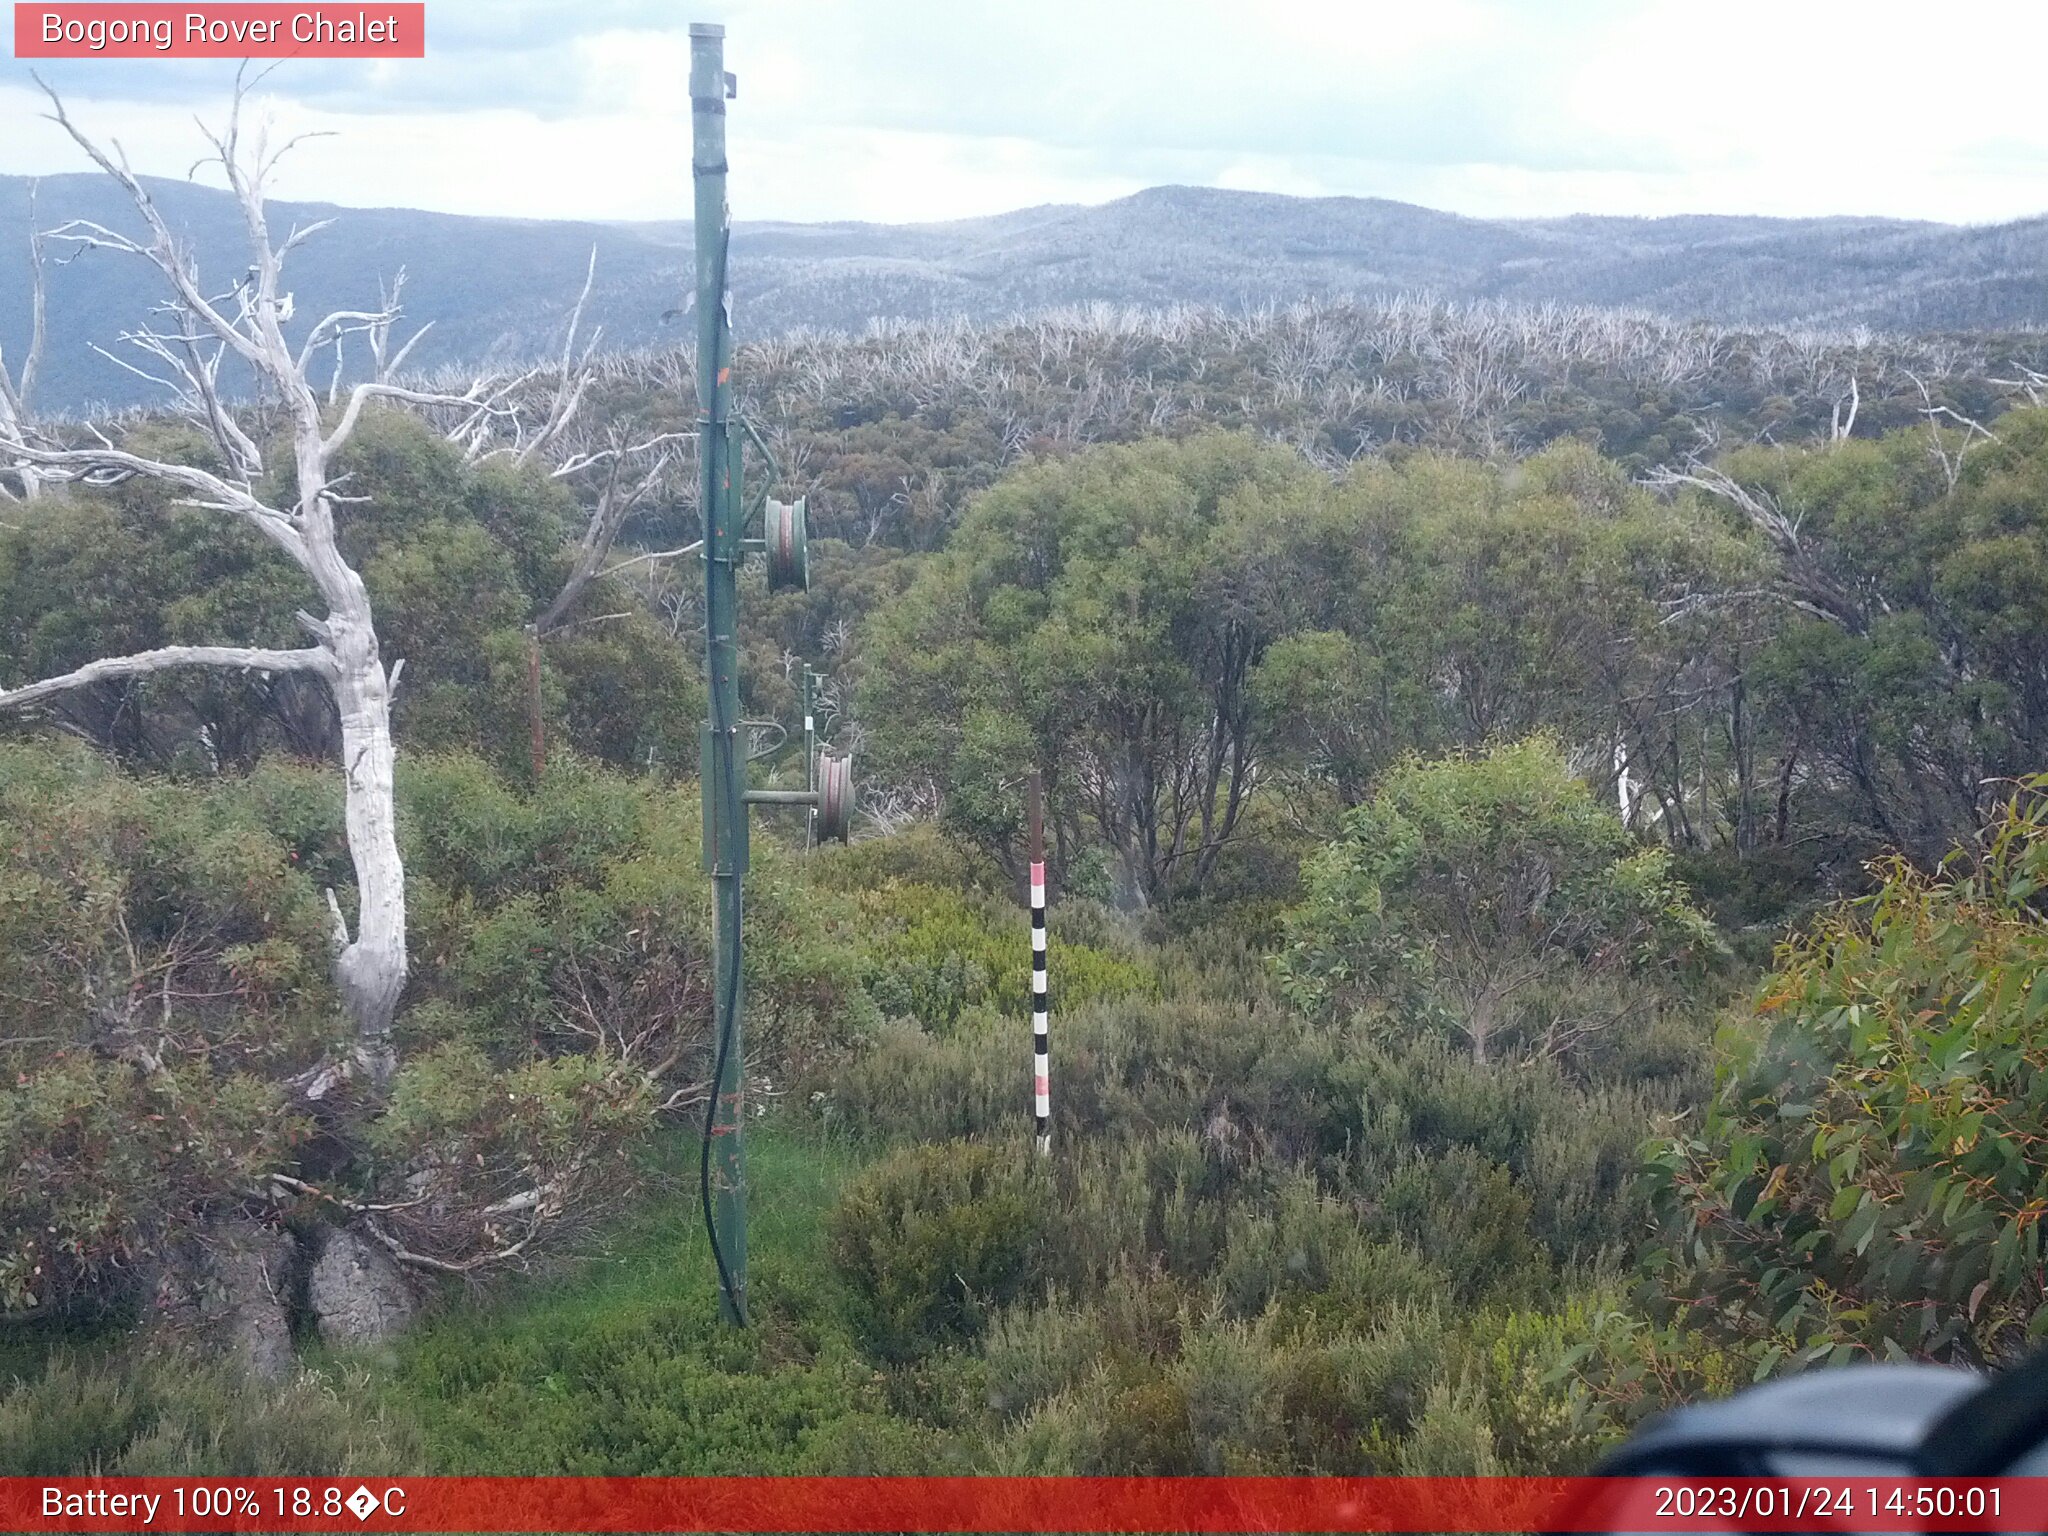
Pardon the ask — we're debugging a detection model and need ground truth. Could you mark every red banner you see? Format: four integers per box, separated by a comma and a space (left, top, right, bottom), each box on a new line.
1, 1476, 2043, 1532
13, 4, 425, 58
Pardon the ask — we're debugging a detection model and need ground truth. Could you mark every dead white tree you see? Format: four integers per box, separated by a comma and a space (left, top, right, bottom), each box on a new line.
466, 259, 696, 778
318, 266, 434, 405
1829, 372, 1859, 444
0, 79, 505, 1091
524, 252, 697, 631
516, 427, 687, 778
424, 245, 607, 472
0, 181, 48, 501
534, 432, 687, 634
1988, 364, 2048, 408
1644, 460, 1871, 634
1906, 369, 1999, 493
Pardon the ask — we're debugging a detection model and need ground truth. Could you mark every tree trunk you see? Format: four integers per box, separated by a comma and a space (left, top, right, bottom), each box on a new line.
1773, 743, 1798, 844
327, 599, 407, 1090
527, 625, 545, 781
1468, 995, 1495, 1065
1731, 667, 1755, 854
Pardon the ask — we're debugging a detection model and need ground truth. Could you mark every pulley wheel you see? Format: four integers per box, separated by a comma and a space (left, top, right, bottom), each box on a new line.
816, 749, 854, 844
765, 496, 810, 592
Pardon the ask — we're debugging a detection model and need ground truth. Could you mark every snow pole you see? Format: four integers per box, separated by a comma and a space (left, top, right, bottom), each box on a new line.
1028, 769, 1050, 1155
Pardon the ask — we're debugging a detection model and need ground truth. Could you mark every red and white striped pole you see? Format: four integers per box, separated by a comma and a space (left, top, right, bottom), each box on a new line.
1027, 768, 1050, 1156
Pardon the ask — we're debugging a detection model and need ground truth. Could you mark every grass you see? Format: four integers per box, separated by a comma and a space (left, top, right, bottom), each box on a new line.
413, 1114, 860, 1333
0, 1295, 141, 1392
0, 1115, 954, 1478
351, 1116, 977, 1474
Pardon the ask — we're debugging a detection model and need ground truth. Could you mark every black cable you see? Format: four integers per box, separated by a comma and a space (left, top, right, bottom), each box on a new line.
699, 877, 745, 1325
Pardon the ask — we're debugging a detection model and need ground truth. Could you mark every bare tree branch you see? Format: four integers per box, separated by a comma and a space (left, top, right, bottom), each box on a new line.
598, 539, 703, 580
0, 441, 307, 559
33, 78, 269, 375
322, 378, 505, 462
0, 644, 333, 710
1906, 369, 1999, 493
0, 181, 48, 499
514, 245, 601, 466
1830, 371, 1858, 444
1643, 460, 1869, 633
533, 439, 679, 636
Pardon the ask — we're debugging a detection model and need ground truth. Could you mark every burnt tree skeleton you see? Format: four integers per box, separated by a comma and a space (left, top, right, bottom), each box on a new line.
0, 181, 47, 502
478, 248, 695, 774
0, 77, 513, 1091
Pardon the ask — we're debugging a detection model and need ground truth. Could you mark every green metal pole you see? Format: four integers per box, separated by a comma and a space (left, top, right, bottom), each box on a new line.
803, 668, 817, 849
691, 20, 748, 1327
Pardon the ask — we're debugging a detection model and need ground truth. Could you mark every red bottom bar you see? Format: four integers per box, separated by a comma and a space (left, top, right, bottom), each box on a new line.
4, 1476, 2040, 1533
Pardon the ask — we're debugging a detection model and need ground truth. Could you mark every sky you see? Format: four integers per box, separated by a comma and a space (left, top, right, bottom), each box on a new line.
5, 0, 2048, 227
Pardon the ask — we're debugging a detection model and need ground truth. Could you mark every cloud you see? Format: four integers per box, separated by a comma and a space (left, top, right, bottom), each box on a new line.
5, 0, 2048, 224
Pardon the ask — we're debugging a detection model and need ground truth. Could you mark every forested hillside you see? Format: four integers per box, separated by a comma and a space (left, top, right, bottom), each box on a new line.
8, 147, 2048, 1476
8, 172, 2048, 410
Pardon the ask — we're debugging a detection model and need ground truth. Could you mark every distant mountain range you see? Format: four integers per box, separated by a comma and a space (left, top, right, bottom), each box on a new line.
4, 175, 2047, 411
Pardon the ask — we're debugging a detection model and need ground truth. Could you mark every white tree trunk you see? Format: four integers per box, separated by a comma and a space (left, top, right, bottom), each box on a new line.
329, 601, 407, 1083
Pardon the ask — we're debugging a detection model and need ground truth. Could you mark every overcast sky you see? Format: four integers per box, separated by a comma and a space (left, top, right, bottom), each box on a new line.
6, 0, 2048, 227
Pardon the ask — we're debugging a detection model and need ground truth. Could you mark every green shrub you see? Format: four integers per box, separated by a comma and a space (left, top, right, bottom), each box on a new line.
1279, 736, 1721, 1065
1464, 1302, 1620, 1473
1172, 1314, 1288, 1472
0, 1061, 299, 1315
983, 1387, 1107, 1474
1049, 1129, 1232, 1288
820, 991, 1370, 1163
361, 1043, 654, 1267
1052, 1265, 1199, 1369
789, 1412, 963, 1474
1378, 1146, 1547, 1305
367, 1128, 990, 1475
807, 825, 990, 895
0, 742, 332, 1313
1271, 1313, 1460, 1475
398, 751, 649, 904
1395, 1380, 1503, 1475
0, 1356, 153, 1474
397, 1276, 923, 1474
807, 1017, 1015, 1145
1093, 1373, 1199, 1473
1338, 1039, 1678, 1265
841, 881, 1154, 1032
395, 756, 879, 1193
1647, 779, 2048, 1368
980, 1293, 1564, 1477
1213, 1175, 1439, 1323
0, 1354, 419, 1475
827, 1141, 1046, 1360
980, 1300, 1108, 1420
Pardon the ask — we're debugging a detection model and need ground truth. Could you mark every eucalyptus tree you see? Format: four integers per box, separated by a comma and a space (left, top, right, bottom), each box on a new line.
0, 83, 506, 1089
1279, 737, 1721, 1065
1647, 419, 2048, 864
860, 431, 1316, 903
